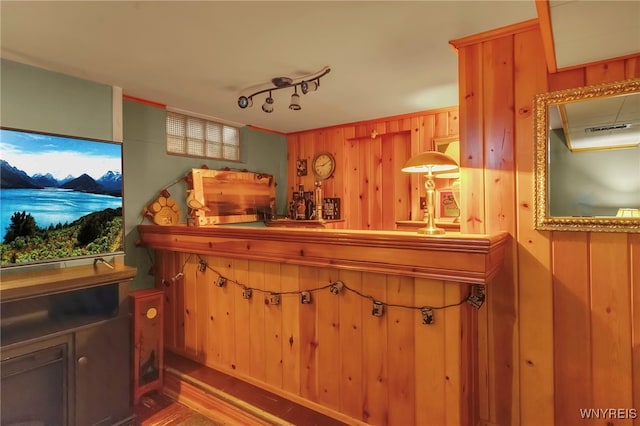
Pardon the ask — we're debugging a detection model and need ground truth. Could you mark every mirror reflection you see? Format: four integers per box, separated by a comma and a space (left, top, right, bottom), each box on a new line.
534, 78, 640, 232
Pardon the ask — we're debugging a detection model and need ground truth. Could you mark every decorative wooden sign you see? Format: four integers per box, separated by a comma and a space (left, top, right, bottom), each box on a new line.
187, 168, 276, 226
142, 190, 181, 225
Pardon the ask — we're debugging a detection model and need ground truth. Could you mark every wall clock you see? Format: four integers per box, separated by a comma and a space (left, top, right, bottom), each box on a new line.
312, 152, 335, 180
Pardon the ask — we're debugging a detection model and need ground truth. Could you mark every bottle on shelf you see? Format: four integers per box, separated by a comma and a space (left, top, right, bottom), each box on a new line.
314, 181, 323, 221
296, 184, 306, 220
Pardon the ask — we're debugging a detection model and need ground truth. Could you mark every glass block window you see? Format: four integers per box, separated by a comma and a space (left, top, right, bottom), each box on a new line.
166, 111, 240, 161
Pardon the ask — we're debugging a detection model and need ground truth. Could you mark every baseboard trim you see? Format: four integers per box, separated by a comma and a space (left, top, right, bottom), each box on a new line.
164, 366, 294, 426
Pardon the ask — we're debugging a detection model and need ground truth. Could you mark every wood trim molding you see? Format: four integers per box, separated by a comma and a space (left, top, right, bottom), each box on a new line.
123, 94, 166, 109
112, 86, 123, 143
555, 52, 640, 74
137, 225, 509, 284
449, 18, 539, 50
247, 125, 287, 136
345, 128, 410, 141
288, 106, 458, 136
536, 0, 558, 73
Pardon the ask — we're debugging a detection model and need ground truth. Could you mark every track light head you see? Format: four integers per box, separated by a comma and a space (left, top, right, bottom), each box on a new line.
262, 93, 274, 113
289, 87, 301, 110
301, 80, 319, 94
238, 96, 252, 109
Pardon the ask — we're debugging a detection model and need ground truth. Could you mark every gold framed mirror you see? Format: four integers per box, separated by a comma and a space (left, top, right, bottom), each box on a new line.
534, 78, 640, 232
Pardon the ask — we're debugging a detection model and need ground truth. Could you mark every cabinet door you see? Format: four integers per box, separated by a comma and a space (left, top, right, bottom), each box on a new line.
1, 334, 73, 426
75, 317, 131, 426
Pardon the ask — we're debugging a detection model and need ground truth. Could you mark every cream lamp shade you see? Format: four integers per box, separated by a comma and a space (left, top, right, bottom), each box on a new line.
401, 151, 458, 173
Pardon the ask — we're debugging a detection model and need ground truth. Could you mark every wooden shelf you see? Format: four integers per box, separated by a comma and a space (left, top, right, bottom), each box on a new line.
396, 219, 461, 232
265, 219, 345, 228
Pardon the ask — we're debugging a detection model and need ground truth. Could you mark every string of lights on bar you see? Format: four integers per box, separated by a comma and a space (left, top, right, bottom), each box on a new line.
161, 254, 486, 325
237, 66, 331, 113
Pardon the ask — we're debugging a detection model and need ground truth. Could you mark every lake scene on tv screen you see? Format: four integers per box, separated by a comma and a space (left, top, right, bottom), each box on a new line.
0, 128, 124, 267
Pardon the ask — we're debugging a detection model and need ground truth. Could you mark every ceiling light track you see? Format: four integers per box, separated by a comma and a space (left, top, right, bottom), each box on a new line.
237, 66, 331, 113
585, 123, 632, 133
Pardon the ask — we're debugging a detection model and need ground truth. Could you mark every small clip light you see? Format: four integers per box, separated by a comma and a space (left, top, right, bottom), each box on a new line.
371, 300, 384, 317
467, 285, 486, 309
216, 276, 227, 288
267, 293, 281, 305
329, 280, 344, 295
421, 307, 434, 325
301, 291, 312, 304
242, 287, 253, 300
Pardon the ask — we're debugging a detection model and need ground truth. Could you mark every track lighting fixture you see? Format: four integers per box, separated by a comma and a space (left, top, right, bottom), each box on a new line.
237, 66, 331, 113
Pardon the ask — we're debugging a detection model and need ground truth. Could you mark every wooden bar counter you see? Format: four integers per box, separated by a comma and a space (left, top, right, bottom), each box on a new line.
137, 224, 510, 426
137, 224, 508, 285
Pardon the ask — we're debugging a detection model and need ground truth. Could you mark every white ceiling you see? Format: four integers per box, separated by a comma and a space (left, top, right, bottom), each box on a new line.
549, 0, 640, 69
1, 1, 638, 134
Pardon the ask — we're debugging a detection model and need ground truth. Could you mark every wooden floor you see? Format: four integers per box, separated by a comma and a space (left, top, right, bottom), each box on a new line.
135, 391, 222, 426
144, 352, 346, 426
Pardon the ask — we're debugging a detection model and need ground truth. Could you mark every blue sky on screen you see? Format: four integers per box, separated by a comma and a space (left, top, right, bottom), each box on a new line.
0, 129, 122, 180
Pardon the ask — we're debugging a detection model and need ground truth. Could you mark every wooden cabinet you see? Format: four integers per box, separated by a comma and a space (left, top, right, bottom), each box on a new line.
0, 264, 136, 426
130, 288, 164, 404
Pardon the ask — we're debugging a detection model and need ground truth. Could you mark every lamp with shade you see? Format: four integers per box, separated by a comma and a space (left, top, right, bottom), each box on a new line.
401, 151, 458, 235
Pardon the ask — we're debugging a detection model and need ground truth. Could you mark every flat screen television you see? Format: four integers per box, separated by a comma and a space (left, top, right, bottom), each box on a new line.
0, 127, 124, 268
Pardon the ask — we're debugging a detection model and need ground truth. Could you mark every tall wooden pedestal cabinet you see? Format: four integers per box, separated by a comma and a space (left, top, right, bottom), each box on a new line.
130, 288, 164, 405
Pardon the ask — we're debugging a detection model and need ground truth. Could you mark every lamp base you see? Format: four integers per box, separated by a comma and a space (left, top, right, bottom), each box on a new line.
417, 226, 446, 235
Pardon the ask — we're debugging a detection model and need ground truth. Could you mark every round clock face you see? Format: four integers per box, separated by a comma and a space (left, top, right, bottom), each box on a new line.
312, 152, 335, 180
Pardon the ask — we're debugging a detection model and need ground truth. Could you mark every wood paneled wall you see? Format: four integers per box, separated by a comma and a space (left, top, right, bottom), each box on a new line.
156, 250, 475, 426
453, 21, 640, 426
286, 108, 459, 229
